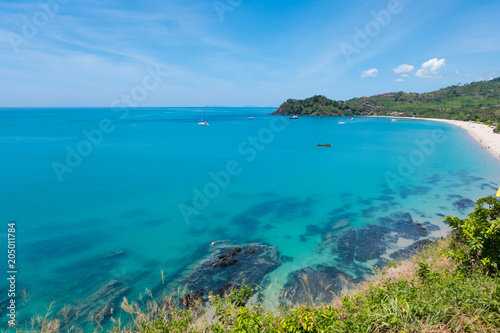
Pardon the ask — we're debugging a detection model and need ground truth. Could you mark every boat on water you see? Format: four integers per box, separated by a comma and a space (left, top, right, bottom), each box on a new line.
247, 116, 254, 120
198, 118, 209, 126
290, 115, 298, 119
338, 121, 346, 124
316, 144, 331, 147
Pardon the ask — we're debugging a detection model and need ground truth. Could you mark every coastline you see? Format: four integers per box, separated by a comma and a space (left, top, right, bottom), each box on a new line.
417, 118, 500, 162
369, 116, 500, 162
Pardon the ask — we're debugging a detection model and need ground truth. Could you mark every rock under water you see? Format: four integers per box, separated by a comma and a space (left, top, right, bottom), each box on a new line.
284, 266, 361, 305
178, 244, 281, 299
59, 280, 130, 329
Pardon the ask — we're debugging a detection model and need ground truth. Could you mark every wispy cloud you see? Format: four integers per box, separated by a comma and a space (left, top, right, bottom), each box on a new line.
393, 64, 414, 74
360, 68, 378, 78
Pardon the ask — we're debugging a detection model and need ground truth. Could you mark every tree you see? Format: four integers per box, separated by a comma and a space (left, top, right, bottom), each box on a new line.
443, 197, 500, 274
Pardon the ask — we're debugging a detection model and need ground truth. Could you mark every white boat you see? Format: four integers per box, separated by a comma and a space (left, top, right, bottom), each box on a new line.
338, 121, 346, 124
247, 116, 254, 120
290, 115, 298, 119
198, 117, 209, 126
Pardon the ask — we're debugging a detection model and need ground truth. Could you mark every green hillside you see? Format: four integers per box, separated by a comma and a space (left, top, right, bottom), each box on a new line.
273, 77, 500, 124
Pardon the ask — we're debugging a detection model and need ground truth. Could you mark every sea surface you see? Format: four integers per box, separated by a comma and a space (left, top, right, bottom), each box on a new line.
1, 107, 499, 328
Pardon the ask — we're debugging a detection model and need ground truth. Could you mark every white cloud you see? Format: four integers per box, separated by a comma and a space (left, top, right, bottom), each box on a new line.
393, 64, 414, 74
393, 78, 404, 82
360, 68, 378, 78
416, 58, 446, 78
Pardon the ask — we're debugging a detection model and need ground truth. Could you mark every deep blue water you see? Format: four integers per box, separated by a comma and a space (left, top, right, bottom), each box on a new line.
1, 107, 499, 328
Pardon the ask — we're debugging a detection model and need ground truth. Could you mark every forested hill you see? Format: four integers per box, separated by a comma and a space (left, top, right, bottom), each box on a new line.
272, 77, 500, 123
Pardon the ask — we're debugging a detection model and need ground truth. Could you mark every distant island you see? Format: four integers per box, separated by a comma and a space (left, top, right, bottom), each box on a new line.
272, 77, 500, 127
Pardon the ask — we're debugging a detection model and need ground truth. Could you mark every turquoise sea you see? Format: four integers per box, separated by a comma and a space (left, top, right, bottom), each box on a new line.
1, 107, 499, 328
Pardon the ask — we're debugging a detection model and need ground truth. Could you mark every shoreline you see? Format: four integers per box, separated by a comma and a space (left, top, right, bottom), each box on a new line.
369, 116, 500, 162
416, 118, 500, 162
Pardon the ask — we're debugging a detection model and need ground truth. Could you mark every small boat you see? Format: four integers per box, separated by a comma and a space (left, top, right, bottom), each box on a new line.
290, 115, 298, 119
247, 116, 254, 120
316, 144, 331, 147
338, 121, 346, 124
198, 117, 209, 126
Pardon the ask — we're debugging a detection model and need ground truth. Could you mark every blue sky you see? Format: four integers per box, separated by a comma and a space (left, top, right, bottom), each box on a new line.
0, 0, 499, 107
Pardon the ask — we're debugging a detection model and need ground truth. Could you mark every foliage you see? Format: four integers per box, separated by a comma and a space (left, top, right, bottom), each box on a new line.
443, 196, 500, 274
272, 77, 500, 123
495, 123, 500, 133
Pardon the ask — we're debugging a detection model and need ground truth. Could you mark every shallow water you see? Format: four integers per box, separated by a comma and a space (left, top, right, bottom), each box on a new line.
1, 107, 499, 327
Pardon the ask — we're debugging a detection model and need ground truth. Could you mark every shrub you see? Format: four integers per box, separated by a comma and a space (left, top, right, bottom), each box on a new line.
443, 196, 500, 273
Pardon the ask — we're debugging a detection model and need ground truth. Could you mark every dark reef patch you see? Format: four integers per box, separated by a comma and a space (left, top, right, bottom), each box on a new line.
329, 203, 352, 216
399, 186, 431, 198
361, 206, 379, 218
377, 195, 395, 201
325, 212, 438, 269
448, 194, 475, 214
58, 280, 130, 330
450, 170, 484, 186
426, 174, 442, 184
284, 266, 355, 305
231, 196, 315, 231
177, 244, 280, 298
454, 198, 475, 214
390, 239, 430, 261
26, 230, 107, 262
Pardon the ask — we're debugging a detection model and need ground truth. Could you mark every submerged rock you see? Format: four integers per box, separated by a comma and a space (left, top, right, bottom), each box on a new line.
179, 244, 280, 299
284, 266, 354, 305
336, 224, 392, 263
355, 225, 392, 262
337, 228, 357, 263
379, 212, 432, 240
181, 289, 204, 308
60, 280, 129, 329
390, 240, 430, 261
244, 247, 256, 255
209, 247, 244, 268
399, 186, 431, 198
333, 212, 438, 265
454, 198, 475, 214
217, 283, 239, 297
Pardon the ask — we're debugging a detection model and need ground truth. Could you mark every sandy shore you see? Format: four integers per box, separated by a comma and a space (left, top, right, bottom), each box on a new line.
370, 116, 500, 161
418, 118, 500, 162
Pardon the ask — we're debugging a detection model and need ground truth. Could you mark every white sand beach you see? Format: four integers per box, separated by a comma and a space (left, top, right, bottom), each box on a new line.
421, 118, 500, 162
